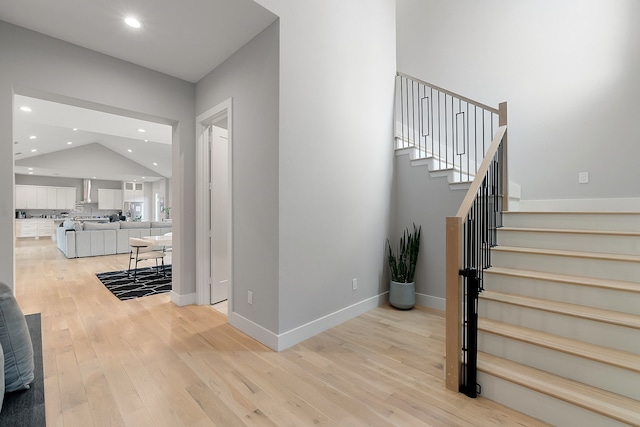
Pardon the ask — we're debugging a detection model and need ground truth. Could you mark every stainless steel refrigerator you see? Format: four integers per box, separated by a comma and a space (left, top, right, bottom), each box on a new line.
123, 201, 144, 221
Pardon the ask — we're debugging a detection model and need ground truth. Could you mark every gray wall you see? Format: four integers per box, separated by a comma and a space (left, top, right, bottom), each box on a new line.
0, 21, 195, 294
256, 0, 397, 334
397, 0, 640, 201
393, 155, 465, 302
196, 22, 280, 333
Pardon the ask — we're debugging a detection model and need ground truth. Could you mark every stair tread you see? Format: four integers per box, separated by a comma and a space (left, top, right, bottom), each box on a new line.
493, 245, 640, 262
478, 318, 640, 372
480, 290, 640, 330
499, 226, 640, 237
477, 352, 640, 427
485, 266, 640, 294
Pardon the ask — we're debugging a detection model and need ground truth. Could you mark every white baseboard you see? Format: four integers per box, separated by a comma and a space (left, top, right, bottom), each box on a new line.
415, 292, 446, 311
170, 291, 197, 306
517, 197, 640, 212
230, 292, 389, 352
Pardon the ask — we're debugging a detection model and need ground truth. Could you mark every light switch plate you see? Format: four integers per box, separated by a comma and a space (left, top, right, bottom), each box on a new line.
578, 172, 589, 184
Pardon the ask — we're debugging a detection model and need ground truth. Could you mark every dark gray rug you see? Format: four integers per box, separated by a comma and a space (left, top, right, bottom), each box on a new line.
0, 313, 45, 426
96, 265, 172, 300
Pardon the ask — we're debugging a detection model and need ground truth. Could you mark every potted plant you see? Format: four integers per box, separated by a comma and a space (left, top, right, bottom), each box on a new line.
162, 207, 171, 219
386, 224, 421, 309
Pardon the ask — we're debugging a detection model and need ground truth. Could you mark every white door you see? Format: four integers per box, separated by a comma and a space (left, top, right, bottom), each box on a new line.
209, 124, 230, 305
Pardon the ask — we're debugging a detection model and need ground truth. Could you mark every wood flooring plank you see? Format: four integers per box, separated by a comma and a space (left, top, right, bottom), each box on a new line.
13, 238, 547, 427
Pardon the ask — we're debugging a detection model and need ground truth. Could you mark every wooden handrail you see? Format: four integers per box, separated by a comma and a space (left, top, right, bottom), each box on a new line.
396, 71, 499, 114
445, 122, 508, 392
454, 125, 507, 218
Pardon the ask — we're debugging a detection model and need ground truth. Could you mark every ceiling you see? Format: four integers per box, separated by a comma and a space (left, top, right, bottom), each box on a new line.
2, 0, 277, 183
14, 95, 173, 182
0, 0, 277, 83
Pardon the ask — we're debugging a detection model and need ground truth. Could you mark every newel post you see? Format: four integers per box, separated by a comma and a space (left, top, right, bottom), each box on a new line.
498, 102, 508, 212
445, 216, 463, 391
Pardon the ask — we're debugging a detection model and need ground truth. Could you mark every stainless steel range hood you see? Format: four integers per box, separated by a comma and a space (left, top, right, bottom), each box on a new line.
81, 178, 92, 203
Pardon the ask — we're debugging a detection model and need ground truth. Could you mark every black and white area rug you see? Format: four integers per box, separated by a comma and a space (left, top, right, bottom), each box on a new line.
96, 265, 172, 301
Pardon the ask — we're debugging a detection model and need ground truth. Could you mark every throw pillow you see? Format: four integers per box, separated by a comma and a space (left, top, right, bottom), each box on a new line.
0, 340, 4, 412
0, 282, 34, 392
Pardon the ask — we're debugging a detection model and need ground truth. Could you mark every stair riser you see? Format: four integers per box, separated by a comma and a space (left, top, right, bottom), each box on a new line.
503, 213, 640, 231
483, 272, 639, 315
497, 230, 640, 256
476, 372, 631, 427
491, 251, 640, 283
478, 332, 640, 400
479, 299, 640, 354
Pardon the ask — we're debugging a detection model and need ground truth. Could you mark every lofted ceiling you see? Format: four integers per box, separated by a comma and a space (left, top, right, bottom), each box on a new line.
2, 0, 277, 183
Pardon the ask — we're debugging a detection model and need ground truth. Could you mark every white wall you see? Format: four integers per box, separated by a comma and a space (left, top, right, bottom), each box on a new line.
397, 0, 640, 201
196, 22, 280, 332
0, 21, 195, 294
255, 0, 397, 336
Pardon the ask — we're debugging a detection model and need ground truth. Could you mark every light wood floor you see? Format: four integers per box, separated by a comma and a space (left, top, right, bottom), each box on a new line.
14, 238, 548, 427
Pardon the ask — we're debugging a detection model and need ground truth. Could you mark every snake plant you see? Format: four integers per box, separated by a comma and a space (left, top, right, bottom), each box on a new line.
387, 224, 421, 283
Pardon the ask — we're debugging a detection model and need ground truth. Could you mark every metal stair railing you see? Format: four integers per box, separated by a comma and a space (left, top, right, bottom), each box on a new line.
395, 71, 500, 182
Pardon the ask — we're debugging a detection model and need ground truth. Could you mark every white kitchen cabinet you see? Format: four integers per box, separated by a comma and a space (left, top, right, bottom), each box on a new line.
47, 187, 58, 208
36, 187, 47, 209
15, 185, 77, 210
66, 188, 77, 209
15, 186, 27, 209
25, 186, 38, 209
56, 188, 68, 209
15, 219, 52, 238
98, 189, 124, 210
37, 219, 53, 237
123, 182, 143, 202
16, 219, 38, 238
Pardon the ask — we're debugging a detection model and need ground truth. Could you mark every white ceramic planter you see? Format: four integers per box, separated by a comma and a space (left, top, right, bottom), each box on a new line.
389, 280, 415, 309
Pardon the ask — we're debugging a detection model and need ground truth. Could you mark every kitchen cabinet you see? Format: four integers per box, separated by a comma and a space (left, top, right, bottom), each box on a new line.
25, 186, 37, 209
98, 189, 123, 210
15, 219, 53, 238
124, 182, 144, 202
15, 185, 76, 210
36, 187, 47, 209
15, 186, 27, 209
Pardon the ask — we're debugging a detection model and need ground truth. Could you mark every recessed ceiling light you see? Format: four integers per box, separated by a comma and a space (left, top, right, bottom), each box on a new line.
125, 17, 142, 29
72, 128, 78, 131
20, 106, 32, 112
29, 135, 36, 139
28, 168, 33, 171
142, 177, 146, 180
153, 162, 158, 166
29, 172, 33, 175
138, 128, 146, 133
67, 141, 73, 145
144, 139, 148, 142
31, 149, 37, 152
92, 176, 97, 179
127, 149, 132, 153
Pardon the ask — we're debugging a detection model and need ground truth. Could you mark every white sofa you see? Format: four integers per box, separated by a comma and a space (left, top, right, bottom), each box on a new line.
56, 221, 172, 258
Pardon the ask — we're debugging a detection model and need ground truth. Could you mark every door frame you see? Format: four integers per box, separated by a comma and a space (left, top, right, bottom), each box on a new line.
195, 98, 233, 308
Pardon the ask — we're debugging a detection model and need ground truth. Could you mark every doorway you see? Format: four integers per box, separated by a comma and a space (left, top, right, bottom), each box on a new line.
196, 98, 233, 315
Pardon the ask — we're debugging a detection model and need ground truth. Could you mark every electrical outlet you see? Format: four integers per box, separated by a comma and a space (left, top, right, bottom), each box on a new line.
248, 291, 253, 304
352, 278, 358, 291
578, 172, 589, 184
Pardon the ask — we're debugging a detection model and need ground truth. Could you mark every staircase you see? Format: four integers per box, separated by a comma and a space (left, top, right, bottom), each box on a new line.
477, 211, 640, 427
394, 141, 473, 191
